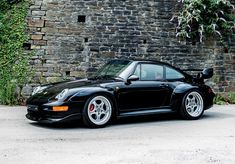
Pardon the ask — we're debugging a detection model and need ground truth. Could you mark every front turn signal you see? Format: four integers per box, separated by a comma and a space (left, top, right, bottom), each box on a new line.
52, 106, 69, 112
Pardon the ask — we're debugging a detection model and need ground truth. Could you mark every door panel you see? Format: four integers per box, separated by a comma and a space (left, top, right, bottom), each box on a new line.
117, 81, 171, 111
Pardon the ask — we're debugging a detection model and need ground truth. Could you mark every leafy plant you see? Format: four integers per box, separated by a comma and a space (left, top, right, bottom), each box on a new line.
171, 0, 235, 42
214, 92, 235, 104
0, 0, 32, 105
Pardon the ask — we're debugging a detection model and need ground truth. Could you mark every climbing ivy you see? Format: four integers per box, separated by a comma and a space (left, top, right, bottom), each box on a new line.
0, 0, 32, 105
172, 0, 235, 42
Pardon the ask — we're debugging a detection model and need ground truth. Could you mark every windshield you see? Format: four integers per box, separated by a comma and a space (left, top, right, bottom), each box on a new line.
91, 60, 132, 79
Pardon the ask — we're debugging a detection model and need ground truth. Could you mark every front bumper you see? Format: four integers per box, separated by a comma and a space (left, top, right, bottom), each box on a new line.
26, 101, 84, 123
26, 112, 81, 123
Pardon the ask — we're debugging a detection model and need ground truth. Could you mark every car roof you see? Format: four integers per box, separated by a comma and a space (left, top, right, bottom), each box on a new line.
110, 59, 191, 77
111, 58, 169, 64
111, 59, 178, 69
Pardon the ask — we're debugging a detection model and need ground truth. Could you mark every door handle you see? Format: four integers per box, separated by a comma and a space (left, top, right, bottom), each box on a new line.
160, 84, 168, 87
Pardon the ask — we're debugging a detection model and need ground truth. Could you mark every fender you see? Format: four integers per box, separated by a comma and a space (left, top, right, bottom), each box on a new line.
41, 86, 118, 115
69, 87, 114, 101
170, 84, 199, 111
68, 86, 119, 115
173, 83, 199, 94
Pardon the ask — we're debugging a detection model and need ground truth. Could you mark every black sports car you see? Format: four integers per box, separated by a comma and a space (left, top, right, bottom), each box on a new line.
26, 59, 215, 128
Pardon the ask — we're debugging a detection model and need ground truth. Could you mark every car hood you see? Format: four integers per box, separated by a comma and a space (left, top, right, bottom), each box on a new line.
46, 78, 95, 92
27, 78, 119, 104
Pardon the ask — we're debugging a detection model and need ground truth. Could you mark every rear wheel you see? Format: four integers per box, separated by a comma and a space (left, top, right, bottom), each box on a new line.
82, 95, 113, 128
180, 90, 204, 120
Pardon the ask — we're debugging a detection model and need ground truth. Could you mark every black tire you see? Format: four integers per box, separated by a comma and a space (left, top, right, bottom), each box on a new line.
180, 90, 204, 120
82, 94, 113, 128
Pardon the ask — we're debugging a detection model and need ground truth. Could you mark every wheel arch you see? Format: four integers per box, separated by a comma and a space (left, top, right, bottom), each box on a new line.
170, 84, 201, 111
69, 87, 118, 115
77, 88, 118, 117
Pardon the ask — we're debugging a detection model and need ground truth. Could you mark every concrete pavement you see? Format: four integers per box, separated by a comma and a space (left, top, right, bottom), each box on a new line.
0, 105, 235, 164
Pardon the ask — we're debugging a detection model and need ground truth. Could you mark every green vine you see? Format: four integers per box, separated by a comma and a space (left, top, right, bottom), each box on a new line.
172, 0, 235, 42
0, 0, 32, 105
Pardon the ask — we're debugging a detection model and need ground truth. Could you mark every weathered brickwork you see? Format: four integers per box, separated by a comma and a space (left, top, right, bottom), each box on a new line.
24, 0, 235, 95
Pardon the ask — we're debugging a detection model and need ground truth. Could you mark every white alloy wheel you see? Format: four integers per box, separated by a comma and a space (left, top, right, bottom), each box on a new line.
87, 96, 112, 126
185, 91, 204, 117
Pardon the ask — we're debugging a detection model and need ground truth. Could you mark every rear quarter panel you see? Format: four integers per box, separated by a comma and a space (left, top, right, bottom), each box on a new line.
169, 83, 213, 111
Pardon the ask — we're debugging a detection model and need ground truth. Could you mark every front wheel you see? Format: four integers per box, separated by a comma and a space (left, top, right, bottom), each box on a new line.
180, 90, 204, 120
82, 95, 113, 128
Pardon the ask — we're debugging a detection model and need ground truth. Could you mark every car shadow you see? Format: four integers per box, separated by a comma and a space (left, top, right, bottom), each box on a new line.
202, 110, 234, 119
29, 120, 85, 129
27, 110, 233, 129
28, 112, 180, 129
113, 113, 179, 126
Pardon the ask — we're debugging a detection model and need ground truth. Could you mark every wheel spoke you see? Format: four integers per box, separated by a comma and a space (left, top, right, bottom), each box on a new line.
186, 97, 191, 103
96, 114, 101, 122
100, 101, 105, 107
101, 108, 108, 114
191, 96, 196, 103
93, 101, 98, 108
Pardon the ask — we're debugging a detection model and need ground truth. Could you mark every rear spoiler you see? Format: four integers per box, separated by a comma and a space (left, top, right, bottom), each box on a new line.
182, 68, 214, 79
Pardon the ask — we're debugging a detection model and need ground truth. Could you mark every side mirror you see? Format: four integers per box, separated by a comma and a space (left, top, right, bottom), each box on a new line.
201, 68, 213, 79
126, 75, 139, 84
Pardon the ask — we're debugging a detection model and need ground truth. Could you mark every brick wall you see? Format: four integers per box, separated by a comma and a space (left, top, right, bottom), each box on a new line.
23, 0, 235, 95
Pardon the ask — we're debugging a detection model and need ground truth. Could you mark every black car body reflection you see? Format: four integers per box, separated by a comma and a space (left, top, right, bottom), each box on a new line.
26, 59, 215, 128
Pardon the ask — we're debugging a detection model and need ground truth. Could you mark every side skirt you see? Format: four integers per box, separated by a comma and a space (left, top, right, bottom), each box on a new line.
117, 108, 175, 118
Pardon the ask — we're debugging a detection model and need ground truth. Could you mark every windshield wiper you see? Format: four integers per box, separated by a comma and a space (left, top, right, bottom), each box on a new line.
89, 75, 124, 81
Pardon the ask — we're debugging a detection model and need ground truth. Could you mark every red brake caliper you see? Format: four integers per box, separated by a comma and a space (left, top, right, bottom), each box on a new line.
89, 104, 95, 112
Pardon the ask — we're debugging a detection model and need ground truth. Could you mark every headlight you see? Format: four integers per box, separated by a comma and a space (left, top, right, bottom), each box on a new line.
55, 89, 69, 100
32, 86, 48, 95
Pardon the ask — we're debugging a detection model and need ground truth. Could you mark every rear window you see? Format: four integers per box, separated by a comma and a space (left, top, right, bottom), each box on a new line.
166, 67, 184, 80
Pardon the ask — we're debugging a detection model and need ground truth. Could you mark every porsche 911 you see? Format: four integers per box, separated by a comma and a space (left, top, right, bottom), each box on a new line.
26, 59, 215, 128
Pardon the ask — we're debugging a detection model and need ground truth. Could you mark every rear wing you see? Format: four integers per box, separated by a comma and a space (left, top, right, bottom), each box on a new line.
182, 68, 214, 79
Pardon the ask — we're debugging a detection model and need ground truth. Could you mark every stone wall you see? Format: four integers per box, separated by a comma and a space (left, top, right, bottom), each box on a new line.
24, 0, 235, 95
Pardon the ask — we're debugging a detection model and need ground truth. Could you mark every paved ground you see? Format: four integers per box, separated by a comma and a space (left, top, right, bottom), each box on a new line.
0, 105, 235, 164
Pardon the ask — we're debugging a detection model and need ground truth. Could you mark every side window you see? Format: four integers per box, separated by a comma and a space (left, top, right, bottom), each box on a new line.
133, 64, 140, 77
166, 66, 184, 80
134, 64, 163, 81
